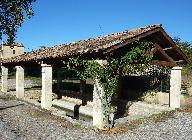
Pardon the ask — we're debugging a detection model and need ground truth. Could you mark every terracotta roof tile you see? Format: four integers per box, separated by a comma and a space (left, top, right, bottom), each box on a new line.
3, 24, 162, 64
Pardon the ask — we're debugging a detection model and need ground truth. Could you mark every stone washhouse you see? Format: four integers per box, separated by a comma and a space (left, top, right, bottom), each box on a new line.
0, 24, 188, 129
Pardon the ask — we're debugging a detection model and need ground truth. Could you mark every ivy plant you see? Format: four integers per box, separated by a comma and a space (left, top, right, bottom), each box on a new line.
62, 41, 153, 128
63, 41, 153, 97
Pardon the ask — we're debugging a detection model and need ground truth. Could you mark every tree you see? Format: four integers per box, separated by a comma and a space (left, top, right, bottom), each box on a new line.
0, 0, 36, 44
173, 37, 192, 74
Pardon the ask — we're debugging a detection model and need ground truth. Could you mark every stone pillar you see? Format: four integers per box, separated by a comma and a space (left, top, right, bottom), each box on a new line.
1, 66, 8, 92
93, 79, 110, 129
93, 60, 110, 129
41, 64, 53, 109
16, 66, 24, 99
170, 66, 182, 109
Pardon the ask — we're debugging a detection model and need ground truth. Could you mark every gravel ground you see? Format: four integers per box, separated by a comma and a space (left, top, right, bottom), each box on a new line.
1, 79, 192, 139
1, 91, 192, 140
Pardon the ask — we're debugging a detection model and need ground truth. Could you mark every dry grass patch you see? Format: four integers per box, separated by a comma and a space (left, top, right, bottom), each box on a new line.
97, 110, 177, 135
95, 126, 128, 135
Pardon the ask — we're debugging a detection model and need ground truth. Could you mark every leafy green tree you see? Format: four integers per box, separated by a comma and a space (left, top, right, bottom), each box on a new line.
0, 0, 36, 44
173, 37, 192, 74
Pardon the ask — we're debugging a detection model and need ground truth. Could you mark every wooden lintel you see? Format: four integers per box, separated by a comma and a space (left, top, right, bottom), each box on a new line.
151, 60, 176, 67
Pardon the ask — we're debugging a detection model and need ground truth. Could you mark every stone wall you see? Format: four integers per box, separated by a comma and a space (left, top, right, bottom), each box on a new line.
144, 92, 191, 107
1, 45, 24, 59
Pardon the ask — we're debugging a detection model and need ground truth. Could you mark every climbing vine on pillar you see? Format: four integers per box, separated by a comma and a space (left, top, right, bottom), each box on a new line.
62, 41, 153, 98
62, 41, 153, 128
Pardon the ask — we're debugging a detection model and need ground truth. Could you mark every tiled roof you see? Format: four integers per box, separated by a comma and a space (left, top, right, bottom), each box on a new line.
3, 24, 163, 64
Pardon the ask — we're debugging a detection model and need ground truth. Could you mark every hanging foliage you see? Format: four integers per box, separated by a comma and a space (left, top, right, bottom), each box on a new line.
62, 41, 153, 128
63, 41, 153, 98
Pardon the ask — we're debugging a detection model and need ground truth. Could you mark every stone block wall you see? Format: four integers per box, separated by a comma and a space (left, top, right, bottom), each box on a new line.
1, 45, 24, 59
144, 92, 191, 107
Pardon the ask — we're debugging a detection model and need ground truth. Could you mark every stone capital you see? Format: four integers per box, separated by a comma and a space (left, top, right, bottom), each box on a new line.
16, 66, 23, 69
1, 65, 7, 69
41, 64, 52, 67
171, 66, 182, 70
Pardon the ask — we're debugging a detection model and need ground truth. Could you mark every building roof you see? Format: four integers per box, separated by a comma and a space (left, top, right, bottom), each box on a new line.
2, 24, 188, 66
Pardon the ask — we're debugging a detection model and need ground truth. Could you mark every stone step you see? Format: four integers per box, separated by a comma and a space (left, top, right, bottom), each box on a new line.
61, 96, 93, 107
52, 99, 93, 117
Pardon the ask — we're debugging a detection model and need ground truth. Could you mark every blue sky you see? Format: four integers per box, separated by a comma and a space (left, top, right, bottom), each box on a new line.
14, 0, 192, 52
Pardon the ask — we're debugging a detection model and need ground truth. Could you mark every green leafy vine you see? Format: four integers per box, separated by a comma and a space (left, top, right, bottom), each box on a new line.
62, 41, 153, 128
62, 41, 153, 98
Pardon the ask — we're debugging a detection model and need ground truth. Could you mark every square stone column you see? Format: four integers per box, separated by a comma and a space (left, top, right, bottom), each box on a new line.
92, 60, 110, 129
1, 66, 8, 92
41, 64, 53, 109
93, 79, 110, 129
170, 66, 182, 109
16, 66, 24, 99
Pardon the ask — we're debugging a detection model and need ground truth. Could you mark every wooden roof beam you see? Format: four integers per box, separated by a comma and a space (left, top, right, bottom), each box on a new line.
159, 29, 188, 62
152, 44, 176, 65
103, 28, 161, 54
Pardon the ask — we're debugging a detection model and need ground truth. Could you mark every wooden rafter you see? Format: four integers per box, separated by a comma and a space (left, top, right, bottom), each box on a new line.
103, 28, 187, 65
151, 44, 177, 67
159, 29, 188, 62
152, 44, 176, 65
103, 28, 161, 54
